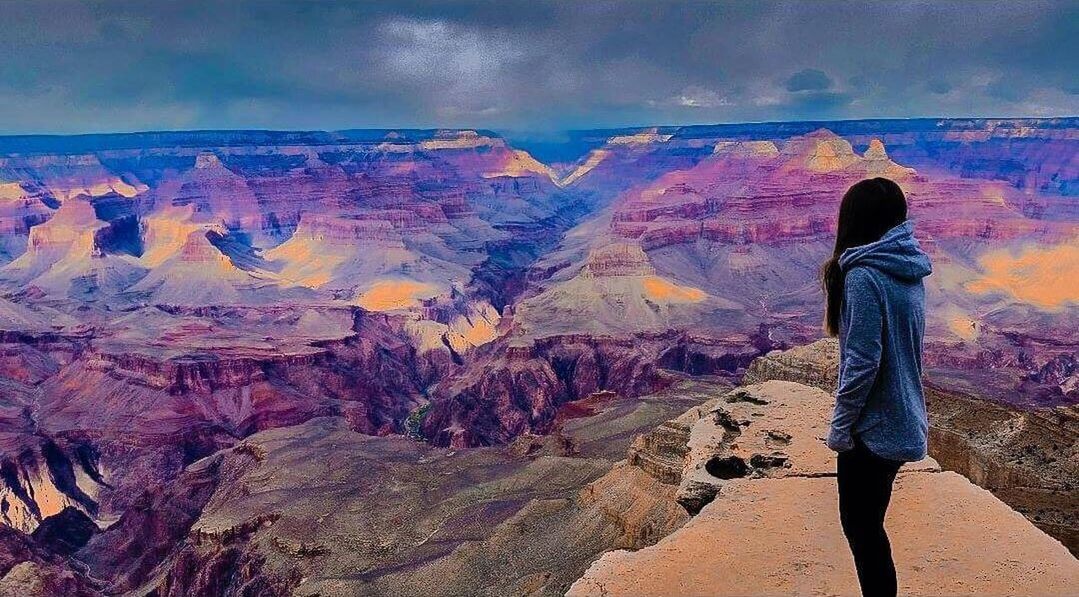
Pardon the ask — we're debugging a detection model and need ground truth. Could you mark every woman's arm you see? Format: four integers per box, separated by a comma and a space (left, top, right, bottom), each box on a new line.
827, 267, 884, 452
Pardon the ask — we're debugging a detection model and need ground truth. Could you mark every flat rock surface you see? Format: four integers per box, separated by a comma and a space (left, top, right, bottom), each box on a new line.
688, 381, 859, 478
675, 380, 938, 514
569, 471, 1079, 597
745, 341, 1079, 555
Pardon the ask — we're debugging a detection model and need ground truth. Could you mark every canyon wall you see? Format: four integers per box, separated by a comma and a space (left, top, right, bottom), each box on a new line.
0, 119, 1075, 594
63, 381, 719, 596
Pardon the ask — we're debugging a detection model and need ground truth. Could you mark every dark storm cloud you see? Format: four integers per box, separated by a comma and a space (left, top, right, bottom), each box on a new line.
786, 69, 834, 93
0, 0, 1075, 134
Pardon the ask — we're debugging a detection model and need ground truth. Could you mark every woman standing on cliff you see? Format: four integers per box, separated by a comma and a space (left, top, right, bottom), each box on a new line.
821, 177, 932, 597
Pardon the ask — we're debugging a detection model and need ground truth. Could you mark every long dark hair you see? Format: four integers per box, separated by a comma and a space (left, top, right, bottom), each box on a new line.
821, 177, 908, 336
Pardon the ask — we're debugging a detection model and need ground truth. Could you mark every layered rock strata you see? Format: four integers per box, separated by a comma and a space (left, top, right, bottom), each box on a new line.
60, 380, 719, 596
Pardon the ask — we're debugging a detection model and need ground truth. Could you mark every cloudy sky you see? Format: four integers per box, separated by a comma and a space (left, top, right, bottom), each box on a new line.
1, 0, 1076, 135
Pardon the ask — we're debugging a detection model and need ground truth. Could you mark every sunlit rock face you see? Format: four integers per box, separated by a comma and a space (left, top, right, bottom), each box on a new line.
0, 198, 146, 299
0, 129, 580, 553
0, 153, 145, 204
418, 119, 1076, 448
0, 436, 99, 534
0, 181, 58, 264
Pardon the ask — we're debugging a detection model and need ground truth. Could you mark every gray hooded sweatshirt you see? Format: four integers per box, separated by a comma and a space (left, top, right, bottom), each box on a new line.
826, 220, 933, 462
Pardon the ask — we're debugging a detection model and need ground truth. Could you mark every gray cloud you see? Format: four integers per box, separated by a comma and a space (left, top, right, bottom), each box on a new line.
0, 0, 1075, 134
926, 79, 953, 95
786, 69, 834, 92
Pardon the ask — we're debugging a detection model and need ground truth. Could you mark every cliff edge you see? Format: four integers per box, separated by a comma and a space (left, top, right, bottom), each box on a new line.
746, 338, 1079, 554
569, 368, 1079, 596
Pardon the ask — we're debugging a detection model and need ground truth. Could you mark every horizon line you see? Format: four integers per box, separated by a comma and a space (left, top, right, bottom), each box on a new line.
1, 115, 1076, 140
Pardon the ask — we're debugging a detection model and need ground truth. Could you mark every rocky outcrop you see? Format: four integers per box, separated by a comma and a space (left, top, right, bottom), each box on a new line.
743, 338, 840, 391
675, 382, 857, 514
422, 331, 767, 448
30, 507, 99, 556
422, 334, 674, 447
745, 339, 1079, 555
632, 379, 935, 516
579, 243, 655, 278
0, 506, 101, 596
926, 390, 1079, 554
625, 412, 696, 485
779, 129, 864, 173
570, 470, 1078, 597
0, 525, 98, 596
568, 379, 1079, 596
0, 432, 102, 535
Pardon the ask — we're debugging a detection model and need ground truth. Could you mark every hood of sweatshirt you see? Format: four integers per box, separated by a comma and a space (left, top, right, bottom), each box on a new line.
838, 220, 932, 282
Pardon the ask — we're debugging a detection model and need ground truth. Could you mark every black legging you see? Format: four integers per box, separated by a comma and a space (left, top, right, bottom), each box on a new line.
837, 436, 904, 597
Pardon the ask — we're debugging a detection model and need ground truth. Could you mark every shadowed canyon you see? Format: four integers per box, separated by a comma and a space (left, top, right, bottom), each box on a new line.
0, 118, 1076, 595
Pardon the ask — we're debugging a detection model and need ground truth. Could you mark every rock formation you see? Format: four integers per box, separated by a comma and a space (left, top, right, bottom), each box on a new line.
0, 120, 1074, 594
568, 380, 1079, 596
420, 331, 765, 448
58, 380, 721, 596
0, 180, 56, 264
746, 338, 1079, 554
420, 121, 1076, 447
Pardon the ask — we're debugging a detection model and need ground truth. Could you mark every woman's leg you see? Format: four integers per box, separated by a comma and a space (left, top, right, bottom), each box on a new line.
837, 438, 903, 597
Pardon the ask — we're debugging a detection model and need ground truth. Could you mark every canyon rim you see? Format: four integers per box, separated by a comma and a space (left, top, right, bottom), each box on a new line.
0, 1, 1077, 596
